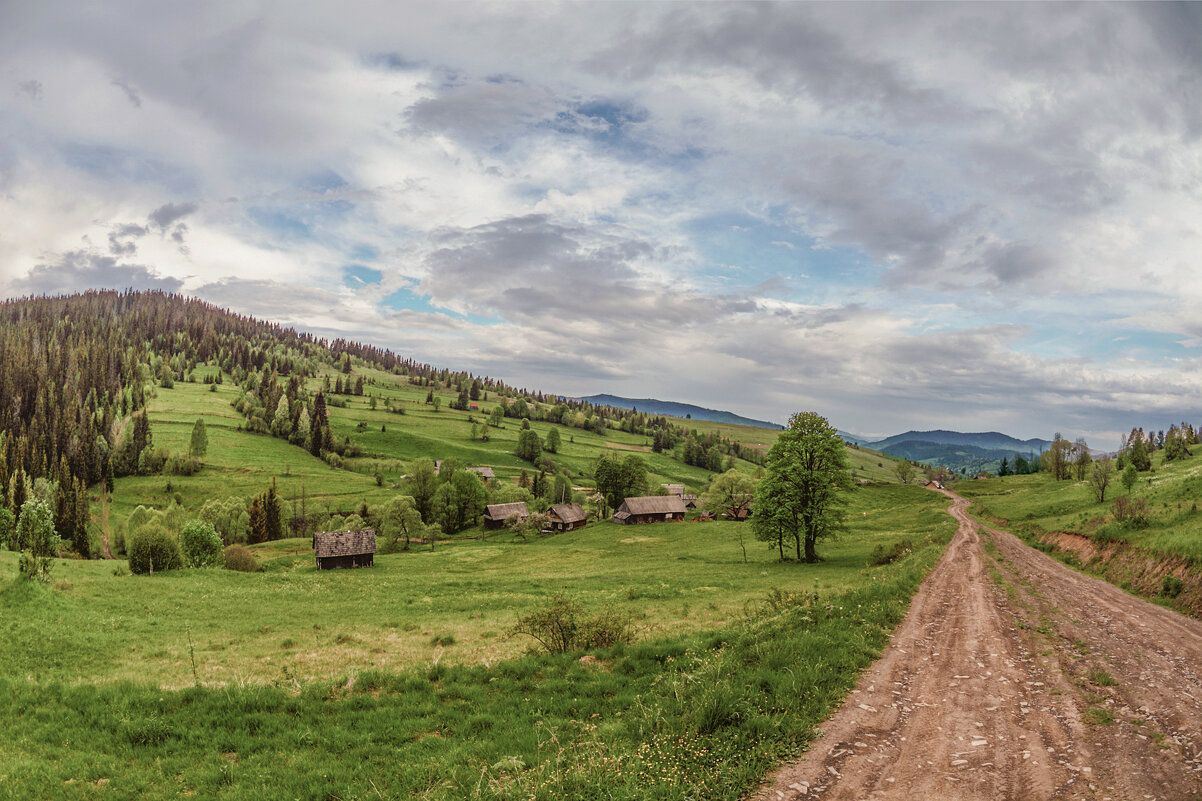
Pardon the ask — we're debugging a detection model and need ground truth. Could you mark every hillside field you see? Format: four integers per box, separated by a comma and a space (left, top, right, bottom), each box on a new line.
1, 483, 955, 800
104, 362, 900, 537
957, 450, 1202, 562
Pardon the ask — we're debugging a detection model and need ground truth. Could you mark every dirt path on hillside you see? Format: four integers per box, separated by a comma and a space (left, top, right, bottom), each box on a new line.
755, 489, 1202, 801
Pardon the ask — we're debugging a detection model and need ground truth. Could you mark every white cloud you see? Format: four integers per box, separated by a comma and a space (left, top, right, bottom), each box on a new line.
1, 1, 1200, 443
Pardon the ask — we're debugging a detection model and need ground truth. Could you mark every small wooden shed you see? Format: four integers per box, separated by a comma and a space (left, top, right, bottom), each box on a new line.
611, 495, 687, 525
467, 466, 495, 482
314, 529, 377, 570
483, 501, 529, 530
546, 503, 587, 533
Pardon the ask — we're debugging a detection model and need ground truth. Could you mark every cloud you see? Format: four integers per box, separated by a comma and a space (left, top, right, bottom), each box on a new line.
9, 251, 183, 296
148, 201, 197, 230
17, 79, 43, 102
110, 77, 142, 107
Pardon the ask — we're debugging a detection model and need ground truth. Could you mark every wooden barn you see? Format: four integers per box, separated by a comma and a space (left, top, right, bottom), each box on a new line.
611, 495, 687, 525
546, 502, 587, 533
467, 466, 495, 482
482, 501, 529, 530
314, 529, 377, 570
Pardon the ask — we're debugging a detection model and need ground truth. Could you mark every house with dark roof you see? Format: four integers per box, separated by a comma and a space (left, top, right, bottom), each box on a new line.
314, 529, 377, 570
546, 502, 587, 533
482, 501, 530, 530
612, 495, 687, 525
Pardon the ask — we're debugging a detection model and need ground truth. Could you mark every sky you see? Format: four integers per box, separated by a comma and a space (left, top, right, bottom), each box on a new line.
1, 2, 1200, 445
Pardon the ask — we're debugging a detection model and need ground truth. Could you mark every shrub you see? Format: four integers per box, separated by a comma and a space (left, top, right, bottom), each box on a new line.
224, 544, 260, 572
127, 526, 183, 575
1161, 575, 1184, 599
179, 520, 223, 568
869, 540, 914, 566
1112, 496, 1151, 529
166, 455, 203, 476
510, 593, 632, 654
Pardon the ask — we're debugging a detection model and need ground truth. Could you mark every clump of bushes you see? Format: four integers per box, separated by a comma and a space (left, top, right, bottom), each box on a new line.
869, 540, 915, 566
1112, 496, 1151, 529
510, 593, 632, 654
179, 520, 223, 568
127, 526, 183, 575
1161, 575, 1184, 599
224, 544, 260, 572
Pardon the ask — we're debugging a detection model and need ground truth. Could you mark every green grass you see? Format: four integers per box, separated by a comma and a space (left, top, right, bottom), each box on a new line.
0, 484, 954, 800
957, 452, 1202, 562
3, 484, 950, 689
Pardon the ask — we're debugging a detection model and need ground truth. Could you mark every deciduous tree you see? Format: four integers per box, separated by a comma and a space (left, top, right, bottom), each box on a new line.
751, 411, 853, 562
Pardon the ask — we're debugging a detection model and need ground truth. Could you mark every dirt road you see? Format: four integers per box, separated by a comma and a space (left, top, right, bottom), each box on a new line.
756, 490, 1202, 801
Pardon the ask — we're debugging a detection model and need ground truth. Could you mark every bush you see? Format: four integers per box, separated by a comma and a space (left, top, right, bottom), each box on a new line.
869, 540, 914, 566
1161, 575, 1184, 599
127, 526, 183, 575
166, 455, 203, 476
510, 593, 632, 654
224, 544, 260, 572
179, 520, 223, 568
1112, 496, 1151, 529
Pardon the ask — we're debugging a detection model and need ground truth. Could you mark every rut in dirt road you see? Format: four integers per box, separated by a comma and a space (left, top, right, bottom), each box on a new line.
755, 489, 1202, 801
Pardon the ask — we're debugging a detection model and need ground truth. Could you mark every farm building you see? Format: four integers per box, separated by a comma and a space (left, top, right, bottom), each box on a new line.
483, 501, 530, 530
314, 529, 377, 570
612, 495, 687, 525
661, 483, 685, 497
467, 466, 495, 482
546, 503, 587, 533
681, 493, 699, 509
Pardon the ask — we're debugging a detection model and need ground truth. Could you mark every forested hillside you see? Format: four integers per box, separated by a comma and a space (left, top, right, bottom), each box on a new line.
0, 291, 796, 560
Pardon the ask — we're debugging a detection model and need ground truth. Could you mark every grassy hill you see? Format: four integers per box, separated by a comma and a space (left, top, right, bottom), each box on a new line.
0, 483, 954, 800
0, 291, 937, 800
107, 358, 902, 537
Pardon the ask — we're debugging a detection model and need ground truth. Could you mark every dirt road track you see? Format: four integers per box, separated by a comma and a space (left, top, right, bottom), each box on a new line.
756, 489, 1202, 801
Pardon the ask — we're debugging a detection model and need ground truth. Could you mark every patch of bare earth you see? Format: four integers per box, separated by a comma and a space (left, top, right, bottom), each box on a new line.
755, 490, 1202, 801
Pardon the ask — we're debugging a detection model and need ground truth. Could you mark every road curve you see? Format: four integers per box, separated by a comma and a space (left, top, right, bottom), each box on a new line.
754, 489, 1202, 801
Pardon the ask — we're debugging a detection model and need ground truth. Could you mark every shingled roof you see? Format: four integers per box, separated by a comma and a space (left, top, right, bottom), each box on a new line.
549, 502, 586, 524
314, 529, 377, 558
483, 502, 529, 521
619, 495, 687, 515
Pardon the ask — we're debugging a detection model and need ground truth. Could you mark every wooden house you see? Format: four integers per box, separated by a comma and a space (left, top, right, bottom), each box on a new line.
681, 493, 699, 509
483, 501, 529, 530
611, 495, 686, 525
661, 483, 685, 497
314, 529, 377, 570
467, 466, 495, 482
546, 503, 587, 533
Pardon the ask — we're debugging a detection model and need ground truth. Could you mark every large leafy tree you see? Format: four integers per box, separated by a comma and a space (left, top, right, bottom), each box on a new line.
431, 470, 487, 534
593, 453, 647, 517
751, 411, 853, 562
704, 469, 757, 520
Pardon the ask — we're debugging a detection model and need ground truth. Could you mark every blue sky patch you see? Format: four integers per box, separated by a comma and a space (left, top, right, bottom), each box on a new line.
342, 265, 383, 288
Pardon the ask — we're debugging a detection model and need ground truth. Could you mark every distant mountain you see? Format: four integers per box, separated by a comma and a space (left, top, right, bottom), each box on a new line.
580, 394, 783, 430
868, 430, 1051, 453
864, 430, 1050, 475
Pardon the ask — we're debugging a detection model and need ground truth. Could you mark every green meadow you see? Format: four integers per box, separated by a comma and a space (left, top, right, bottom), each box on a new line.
0, 483, 954, 800
957, 451, 1202, 561
0, 359, 952, 799
107, 364, 897, 536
